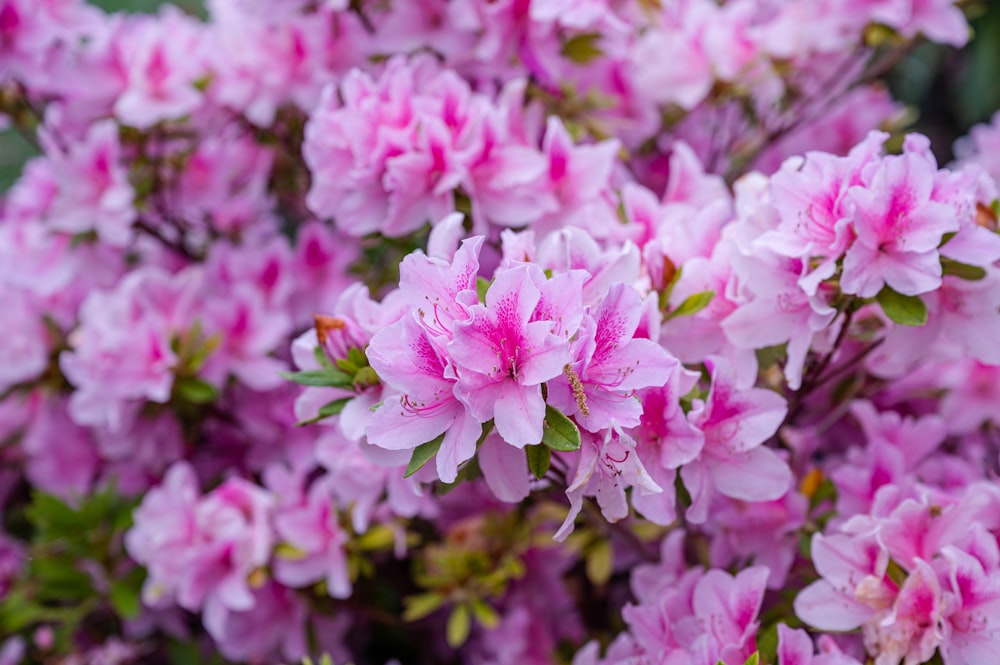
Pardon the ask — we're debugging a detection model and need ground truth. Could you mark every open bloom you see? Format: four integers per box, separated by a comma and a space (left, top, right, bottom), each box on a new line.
449, 264, 573, 447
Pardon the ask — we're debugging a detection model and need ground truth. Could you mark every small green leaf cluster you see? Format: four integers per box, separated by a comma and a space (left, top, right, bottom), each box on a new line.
0, 487, 144, 658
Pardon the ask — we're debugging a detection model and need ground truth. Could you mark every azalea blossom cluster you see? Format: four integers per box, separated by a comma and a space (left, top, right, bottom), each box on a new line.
2, 0, 999, 664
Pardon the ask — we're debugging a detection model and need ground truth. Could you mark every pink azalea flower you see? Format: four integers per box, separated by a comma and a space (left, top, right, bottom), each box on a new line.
398, 235, 483, 340
200, 286, 291, 392
841, 151, 959, 297
777, 624, 863, 665
478, 430, 531, 503
761, 131, 887, 294
612, 565, 770, 665
939, 541, 1000, 664
549, 283, 678, 433
60, 268, 183, 431
19, 393, 99, 500
450, 264, 573, 447
271, 475, 350, 599
126, 463, 276, 619
204, 580, 307, 664
706, 491, 808, 589
681, 356, 791, 523
111, 9, 205, 128
554, 426, 662, 541
366, 313, 482, 483
795, 532, 894, 632
631, 367, 704, 526
724, 249, 837, 390
0, 287, 50, 392
41, 119, 136, 246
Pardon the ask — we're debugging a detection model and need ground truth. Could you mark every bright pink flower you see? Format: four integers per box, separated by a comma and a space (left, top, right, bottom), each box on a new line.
939, 541, 1000, 665
179, 477, 275, 614
398, 235, 483, 340
706, 491, 808, 589
939, 360, 1000, 435
630, 368, 703, 526
681, 357, 791, 523
955, 110, 1000, 185
125, 462, 202, 608
777, 624, 863, 665
841, 151, 959, 297
0, 288, 50, 392
204, 580, 307, 664
630, 5, 714, 111
41, 119, 136, 246
478, 430, 531, 503
366, 313, 482, 483
271, 475, 350, 599
530, 117, 621, 238
612, 565, 769, 665
795, 532, 894, 632
314, 430, 426, 533
761, 131, 887, 293
450, 264, 573, 447
127, 463, 275, 618
200, 287, 291, 392
170, 132, 276, 238
554, 426, 662, 541
207, 6, 345, 126
60, 268, 186, 431
724, 249, 837, 390
549, 283, 678, 432
866, 559, 944, 665
111, 9, 205, 128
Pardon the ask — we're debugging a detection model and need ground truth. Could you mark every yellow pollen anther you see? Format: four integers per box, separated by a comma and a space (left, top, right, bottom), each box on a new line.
564, 364, 590, 417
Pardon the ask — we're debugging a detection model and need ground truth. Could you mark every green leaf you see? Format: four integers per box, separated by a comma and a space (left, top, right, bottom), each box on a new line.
876, 286, 927, 326
585, 539, 613, 586
173, 377, 218, 404
743, 653, 760, 665
313, 345, 335, 370
335, 357, 359, 374
941, 258, 987, 281
526, 444, 551, 479
320, 397, 351, 417
561, 33, 603, 64
402, 592, 446, 622
109, 580, 141, 619
353, 366, 380, 389
167, 639, 202, 665
274, 543, 309, 560
280, 369, 354, 388
754, 623, 779, 665
296, 397, 352, 426
0, 591, 48, 632
404, 434, 445, 478
347, 346, 367, 368
476, 276, 491, 303
541, 405, 581, 452
446, 604, 471, 648
674, 472, 692, 510
27, 492, 79, 537
356, 524, 395, 551
666, 290, 714, 320
470, 599, 500, 629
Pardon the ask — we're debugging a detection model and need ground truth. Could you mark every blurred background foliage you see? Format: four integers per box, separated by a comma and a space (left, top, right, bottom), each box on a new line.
2, 0, 1000, 192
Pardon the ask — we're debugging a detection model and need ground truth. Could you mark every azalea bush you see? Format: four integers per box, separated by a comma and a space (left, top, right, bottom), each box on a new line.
3, 0, 1000, 664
